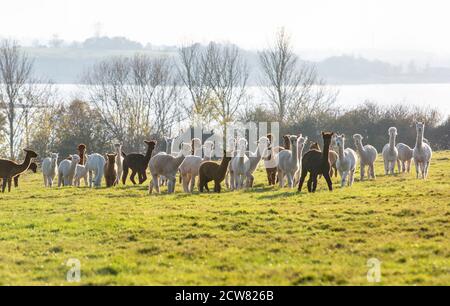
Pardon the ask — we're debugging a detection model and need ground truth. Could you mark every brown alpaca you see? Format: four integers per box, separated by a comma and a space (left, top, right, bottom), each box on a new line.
298, 132, 334, 193
0, 149, 38, 192
104, 153, 118, 187
282, 134, 291, 150
78, 144, 87, 165
122, 140, 156, 185
198, 151, 232, 193
309, 142, 338, 177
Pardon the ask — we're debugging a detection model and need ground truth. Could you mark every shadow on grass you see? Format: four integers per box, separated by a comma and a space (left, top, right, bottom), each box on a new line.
257, 191, 299, 200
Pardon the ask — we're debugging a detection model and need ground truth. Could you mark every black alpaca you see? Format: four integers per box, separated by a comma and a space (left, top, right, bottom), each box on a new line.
298, 132, 334, 193
122, 140, 156, 185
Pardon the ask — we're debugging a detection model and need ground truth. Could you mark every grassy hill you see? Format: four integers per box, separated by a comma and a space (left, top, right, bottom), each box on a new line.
0, 152, 449, 285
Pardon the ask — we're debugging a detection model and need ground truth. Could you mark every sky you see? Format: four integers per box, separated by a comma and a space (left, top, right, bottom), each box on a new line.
1, 0, 449, 55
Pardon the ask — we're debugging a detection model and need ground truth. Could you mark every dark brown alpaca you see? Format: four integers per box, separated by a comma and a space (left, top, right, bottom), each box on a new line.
298, 132, 334, 193
199, 151, 232, 193
104, 153, 118, 187
122, 140, 156, 185
283, 134, 291, 150
0, 149, 38, 192
309, 141, 338, 178
78, 144, 87, 165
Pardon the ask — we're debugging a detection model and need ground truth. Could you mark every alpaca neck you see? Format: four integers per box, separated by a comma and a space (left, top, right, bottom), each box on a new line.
70, 160, 78, 173
174, 155, 186, 168
338, 144, 345, 160
144, 146, 154, 163
416, 130, 424, 150
355, 140, 365, 154
290, 143, 298, 164
51, 159, 57, 171
218, 158, 231, 180
322, 140, 331, 161
116, 147, 122, 160
297, 143, 305, 161
194, 147, 202, 157
389, 134, 396, 151
15, 153, 33, 175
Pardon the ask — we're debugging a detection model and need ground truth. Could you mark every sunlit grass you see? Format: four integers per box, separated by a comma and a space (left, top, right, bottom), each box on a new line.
0, 152, 449, 285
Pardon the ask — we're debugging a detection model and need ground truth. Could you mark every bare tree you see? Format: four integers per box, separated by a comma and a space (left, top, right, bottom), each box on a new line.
178, 43, 213, 126
0, 40, 52, 158
258, 28, 337, 123
204, 42, 249, 139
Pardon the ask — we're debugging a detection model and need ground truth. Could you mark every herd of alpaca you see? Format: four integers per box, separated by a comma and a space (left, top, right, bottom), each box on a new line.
0, 122, 433, 193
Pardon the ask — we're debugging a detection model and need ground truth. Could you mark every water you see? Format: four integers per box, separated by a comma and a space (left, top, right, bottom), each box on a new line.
55, 83, 450, 117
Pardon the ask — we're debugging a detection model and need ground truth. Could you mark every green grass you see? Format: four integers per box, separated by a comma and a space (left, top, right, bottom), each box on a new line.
0, 152, 449, 286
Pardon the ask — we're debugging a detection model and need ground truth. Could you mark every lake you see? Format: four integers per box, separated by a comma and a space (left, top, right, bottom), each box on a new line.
55, 83, 450, 118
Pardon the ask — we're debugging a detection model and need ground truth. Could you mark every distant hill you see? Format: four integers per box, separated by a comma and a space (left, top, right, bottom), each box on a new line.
23, 36, 450, 84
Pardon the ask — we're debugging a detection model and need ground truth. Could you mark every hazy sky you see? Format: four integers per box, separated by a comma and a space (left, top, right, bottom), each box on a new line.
1, 0, 449, 54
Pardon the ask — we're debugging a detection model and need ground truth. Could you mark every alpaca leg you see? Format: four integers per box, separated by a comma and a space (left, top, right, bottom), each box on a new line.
407, 160, 411, 173
298, 171, 307, 192
204, 182, 210, 192
129, 170, 138, 185
312, 174, 318, 192
182, 174, 190, 193
307, 176, 313, 192
341, 171, 348, 187
278, 170, 284, 187
1, 178, 6, 193
349, 169, 355, 186
414, 160, 420, 179
370, 164, 376, 179
360, 164, 365, 181
424, 161, 430, 179
323, 172, 333, 191
190, 175, 196, 193
384, 160, 389, 175
287, 173, 293, 188
140, 170, 147, 184
214, 180, 221, 193
122, 166, 129, 185
333, 165, 338, 177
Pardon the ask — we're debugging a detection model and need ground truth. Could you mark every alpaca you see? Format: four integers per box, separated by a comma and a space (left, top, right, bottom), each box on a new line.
277, 135, 299, 188
177, 138, 203, 190
58, 154, 80, 187
263, 134, 278, 186
382, 127, 399, 175
199, 151, 233, 193
353, 134, 378, 180
85, 153, 106, 187
230, 138, 251, 190
114, 144, 124, 184
335, 135, 358, 187
293, 135, 308, 185
396, 143, 413, 173
282, 135, 291, 150
122, 140, 156, 185
413, 122, 433, 179
3, 162, 38, 188
298, 132, 334, 192
42, 153, 59, 187
245, 136, 271, 188
0, 149, 38, 192
308, 142, 338, 177
74, 164, 88, 187
104, 153, 118, 187
78, 144, 87, 165
148, 143, 191, 194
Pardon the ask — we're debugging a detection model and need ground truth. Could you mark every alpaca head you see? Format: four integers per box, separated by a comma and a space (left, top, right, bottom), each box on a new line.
71, 154, 81, 164
106, 153, 117, 163
222, 150, 233, 161
353, 134, 363, 143
203, 140, 214, 150
283, 135, 291, 147
297, 135, 308, 150
335, 134, 345, 149
237, 138, 248, 151
416, 122, 425, 134
310, 142, 321, 151
114, 143, 122, 149
266, 133, 273, 145
180, 142, 192, 156
256, 136, 270, 156
191, 138, 202, 149
23, 149, 38, 159
77, 144, 86, 152
29, 162, 38, 173
144, 140, 157, 150
51, 152, 59, 161
289, 135, 298, 148
388, 127, 398, 137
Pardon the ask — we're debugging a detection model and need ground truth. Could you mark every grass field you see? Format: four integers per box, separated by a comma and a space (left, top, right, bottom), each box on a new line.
0, 152, 449, 286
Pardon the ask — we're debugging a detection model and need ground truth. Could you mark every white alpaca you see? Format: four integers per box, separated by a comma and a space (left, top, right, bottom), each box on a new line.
396, 143, 413, 173
277, 135, 299, 188
413, 122, 432, 179
58, 154, 80, 187
85, 153, 106, 188
245, 136, 271, 187
114, 143, 124, 184
149, 143, 191, 194
230, 138, 251, 190
293, 135, 308, 185
335, 135, 358, 187
74, 164, 88, 187
382, 127, 399, 175
42, 153, 58, 187
353, 134, 378, 180
178, 138, 204, 193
